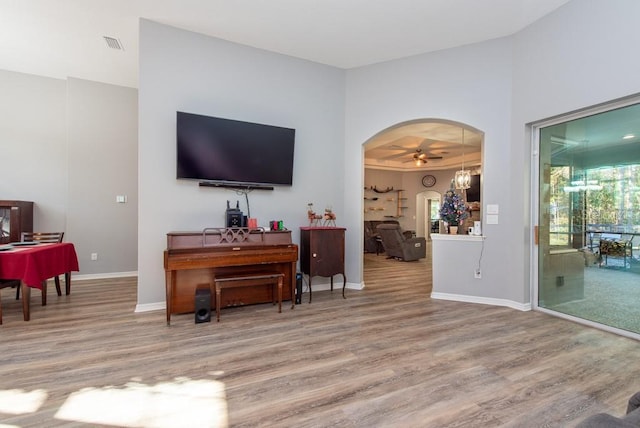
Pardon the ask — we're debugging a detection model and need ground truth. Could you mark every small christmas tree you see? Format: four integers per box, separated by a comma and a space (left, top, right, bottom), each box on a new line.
439, 182, 468, 226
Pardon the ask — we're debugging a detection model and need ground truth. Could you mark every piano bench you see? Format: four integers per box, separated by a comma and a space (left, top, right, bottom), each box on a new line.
214, 273, 284, 322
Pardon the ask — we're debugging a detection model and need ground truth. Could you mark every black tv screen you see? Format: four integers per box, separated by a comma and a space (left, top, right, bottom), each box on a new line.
177, 111, 295, 186
466, 174, 481, 202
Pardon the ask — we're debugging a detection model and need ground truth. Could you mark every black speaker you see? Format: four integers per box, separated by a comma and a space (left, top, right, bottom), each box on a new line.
295, 272, 303, 305
226, 200, 244, 228
226, 212, 243, 228
194, 287, 211, 323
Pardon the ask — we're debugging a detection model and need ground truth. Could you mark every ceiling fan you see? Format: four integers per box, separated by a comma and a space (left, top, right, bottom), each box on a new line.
405, 148, 443, 165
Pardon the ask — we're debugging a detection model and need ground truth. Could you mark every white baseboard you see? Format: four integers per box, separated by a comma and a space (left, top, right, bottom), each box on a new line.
307, 281, 364, 292
135, 302, 165, 313
430, 292, 531, 311
74, 271, 138, 281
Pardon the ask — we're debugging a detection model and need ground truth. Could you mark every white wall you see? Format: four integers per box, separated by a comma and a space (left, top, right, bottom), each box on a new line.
0, 71, 138, 277
349, 0, 640, 307
0, 70, 67, 231
137, 20, 346, 307
67, 78, 138, 275
346, 38, 514, 300
509, 0, 640, 303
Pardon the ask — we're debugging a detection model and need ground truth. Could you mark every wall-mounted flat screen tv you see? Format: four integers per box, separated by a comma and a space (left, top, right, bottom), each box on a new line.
466, 174, 481, 202
177, 111, 295, 187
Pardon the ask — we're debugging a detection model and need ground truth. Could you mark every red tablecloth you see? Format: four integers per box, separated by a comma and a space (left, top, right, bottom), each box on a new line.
0, 243, 79, 288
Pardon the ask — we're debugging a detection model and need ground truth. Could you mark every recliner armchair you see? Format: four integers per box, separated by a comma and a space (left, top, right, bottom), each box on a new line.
576, 391, 640, 427
376, 223, 426, 261
364, 220, 411, 254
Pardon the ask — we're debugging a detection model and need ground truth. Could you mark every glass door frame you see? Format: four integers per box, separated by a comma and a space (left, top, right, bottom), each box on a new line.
529, 93, 640, 341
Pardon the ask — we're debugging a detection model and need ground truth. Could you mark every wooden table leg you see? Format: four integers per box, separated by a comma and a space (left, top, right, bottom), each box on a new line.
215, 285, 221, 322
21, 282, 31, 321
165, 270, 173, 325
342, 273, 347, 299
290, 265, 295, 310
54, 276, 62, 296
277, 276, 282, 313
41, 280, 47, 306
64, 272, 71, 295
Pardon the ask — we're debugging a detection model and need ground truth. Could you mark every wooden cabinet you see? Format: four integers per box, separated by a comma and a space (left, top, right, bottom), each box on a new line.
299, 227, 346, 302
0, 200, 33, 244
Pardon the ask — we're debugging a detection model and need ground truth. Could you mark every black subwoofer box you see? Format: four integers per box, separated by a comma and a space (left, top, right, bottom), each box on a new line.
295, 272, 303, 305
194, 287, 212, 323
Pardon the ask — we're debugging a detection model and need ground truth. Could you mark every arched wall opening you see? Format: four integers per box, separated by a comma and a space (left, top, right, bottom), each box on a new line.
361, 118, 484, 285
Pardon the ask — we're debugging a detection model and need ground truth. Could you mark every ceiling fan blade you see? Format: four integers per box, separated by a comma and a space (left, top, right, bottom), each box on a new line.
376, 149, 415, 160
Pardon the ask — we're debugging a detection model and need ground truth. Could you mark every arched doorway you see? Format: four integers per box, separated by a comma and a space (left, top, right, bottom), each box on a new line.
361, 118, 483, 290
416, 190, 441, 240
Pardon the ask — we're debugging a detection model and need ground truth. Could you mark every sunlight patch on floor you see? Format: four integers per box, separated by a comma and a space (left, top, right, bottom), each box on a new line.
54, 377, 228, 427
0, 389, 48, 414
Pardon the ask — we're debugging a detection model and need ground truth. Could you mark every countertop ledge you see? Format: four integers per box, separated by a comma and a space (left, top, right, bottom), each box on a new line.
431, 234, 486, 242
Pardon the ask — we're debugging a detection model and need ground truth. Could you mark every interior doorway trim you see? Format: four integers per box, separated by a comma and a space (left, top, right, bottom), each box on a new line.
416, 190, 441, 239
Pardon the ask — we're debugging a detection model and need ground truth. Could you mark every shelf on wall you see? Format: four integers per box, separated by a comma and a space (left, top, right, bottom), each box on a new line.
364, 186, 409, 219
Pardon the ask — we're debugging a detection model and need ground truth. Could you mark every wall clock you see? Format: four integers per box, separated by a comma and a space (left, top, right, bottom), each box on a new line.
422, 175, 436, 187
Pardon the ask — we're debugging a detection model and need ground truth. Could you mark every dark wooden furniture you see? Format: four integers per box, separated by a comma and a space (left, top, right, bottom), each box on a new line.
21, 232, 65, 243
0, 200, 33, 244
299, 227, 346, 303
0, 242, 79, 322
164, 228, 298, 325
214, 273, 284, 322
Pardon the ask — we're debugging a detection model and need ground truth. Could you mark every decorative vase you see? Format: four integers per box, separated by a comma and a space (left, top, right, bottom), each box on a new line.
449, 226, 458, 235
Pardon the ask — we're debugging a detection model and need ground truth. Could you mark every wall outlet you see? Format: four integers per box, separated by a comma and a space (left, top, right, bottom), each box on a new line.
474, 268, 482, 279
91, 253, 98, 261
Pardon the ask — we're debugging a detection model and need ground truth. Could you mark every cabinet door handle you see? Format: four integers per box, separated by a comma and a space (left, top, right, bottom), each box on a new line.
312, 253, 317, 257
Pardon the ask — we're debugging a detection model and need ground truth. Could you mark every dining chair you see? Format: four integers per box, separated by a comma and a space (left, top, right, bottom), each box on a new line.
15, 232, 65, 303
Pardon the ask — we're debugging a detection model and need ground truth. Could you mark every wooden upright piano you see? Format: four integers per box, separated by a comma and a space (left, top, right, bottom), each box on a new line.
164, 228, 298, 325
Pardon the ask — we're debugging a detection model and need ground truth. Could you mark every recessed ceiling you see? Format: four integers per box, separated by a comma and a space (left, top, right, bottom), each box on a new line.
0, 0, 571, 88
365, 121, 482, 171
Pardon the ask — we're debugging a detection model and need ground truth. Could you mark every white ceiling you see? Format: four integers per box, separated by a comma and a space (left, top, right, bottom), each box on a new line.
0, 0, 572, 172
0, 0, 570, 89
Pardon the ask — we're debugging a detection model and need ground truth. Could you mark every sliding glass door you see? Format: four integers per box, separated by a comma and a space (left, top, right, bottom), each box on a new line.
536, 101, 640, 335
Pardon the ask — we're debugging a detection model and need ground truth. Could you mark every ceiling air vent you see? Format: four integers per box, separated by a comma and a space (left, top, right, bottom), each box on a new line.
103, 36, 124, 51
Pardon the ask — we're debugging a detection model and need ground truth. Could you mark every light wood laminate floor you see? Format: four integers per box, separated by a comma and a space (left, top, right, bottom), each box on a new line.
1, 248, 639, 427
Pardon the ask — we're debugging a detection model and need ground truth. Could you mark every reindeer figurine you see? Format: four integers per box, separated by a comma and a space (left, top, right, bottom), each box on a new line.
323, 206, 336, 227
307, 203, 322, 226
